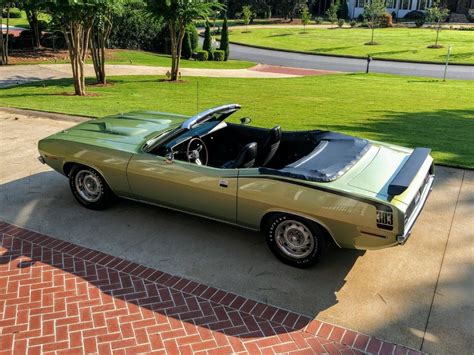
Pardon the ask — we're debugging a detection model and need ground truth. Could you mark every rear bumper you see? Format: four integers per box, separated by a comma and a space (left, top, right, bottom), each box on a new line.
397, 174, 435, 244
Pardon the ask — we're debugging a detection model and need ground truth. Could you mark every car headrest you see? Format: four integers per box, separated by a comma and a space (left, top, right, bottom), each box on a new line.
234, 142, 258, 169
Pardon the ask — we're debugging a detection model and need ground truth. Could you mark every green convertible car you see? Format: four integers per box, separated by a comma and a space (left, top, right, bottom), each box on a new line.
38, 104, 435, 267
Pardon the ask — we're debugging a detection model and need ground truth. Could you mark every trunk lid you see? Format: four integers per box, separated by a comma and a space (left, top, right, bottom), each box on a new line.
348, 145, 411, 198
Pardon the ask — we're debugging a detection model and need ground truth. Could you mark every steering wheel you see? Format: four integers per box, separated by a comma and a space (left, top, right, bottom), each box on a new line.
186, 137, 208, 166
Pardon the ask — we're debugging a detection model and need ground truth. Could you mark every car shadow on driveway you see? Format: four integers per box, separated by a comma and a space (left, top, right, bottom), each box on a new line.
0, 171, 364, 326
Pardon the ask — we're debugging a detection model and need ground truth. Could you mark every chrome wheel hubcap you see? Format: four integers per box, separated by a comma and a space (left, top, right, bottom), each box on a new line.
75, 170, 102, 203
275, 220, 315, 259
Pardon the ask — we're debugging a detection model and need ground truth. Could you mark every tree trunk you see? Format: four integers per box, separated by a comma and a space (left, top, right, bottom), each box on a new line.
0, 7, 5, 65
63, 18, 93, 96
169, 22, 179, 81
371, 27, 375, 43
26, 10, 41, 48
90, 15, 112, 85
3, 6, 10, 65
435, 24, 440, 47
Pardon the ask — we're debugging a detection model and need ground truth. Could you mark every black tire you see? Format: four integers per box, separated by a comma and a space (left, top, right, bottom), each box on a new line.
69, 165, 114, 210
265, 213, 326, 268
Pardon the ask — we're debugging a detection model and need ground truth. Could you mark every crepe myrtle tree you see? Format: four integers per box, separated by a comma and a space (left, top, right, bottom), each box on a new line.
425, 0, 449, 48
45, 0, 105, 95
146, 0, 222, 81
0, 0, 13, 65
301, 5, 310, 33
326, 1, 339, 28
18, 0, 46, 48
363, 0, 386, 45
90, 0, 126, 85
242, 5, 252, 32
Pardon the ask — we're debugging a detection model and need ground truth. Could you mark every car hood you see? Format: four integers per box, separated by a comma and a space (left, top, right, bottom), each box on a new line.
62, 111, 189, 146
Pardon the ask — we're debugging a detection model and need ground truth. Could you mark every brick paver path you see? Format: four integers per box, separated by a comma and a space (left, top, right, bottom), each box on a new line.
0, 222, 421, 354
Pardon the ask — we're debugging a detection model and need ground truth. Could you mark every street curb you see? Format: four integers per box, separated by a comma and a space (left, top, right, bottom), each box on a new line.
228, 40, 474, 67
0, 107, 93, 122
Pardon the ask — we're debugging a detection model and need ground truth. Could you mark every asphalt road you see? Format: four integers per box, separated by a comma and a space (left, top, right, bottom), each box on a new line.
1, 109, 472, 353
228, 42, 474, 80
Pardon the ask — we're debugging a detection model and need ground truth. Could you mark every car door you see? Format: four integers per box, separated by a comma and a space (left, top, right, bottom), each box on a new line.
126, 152, 238, 223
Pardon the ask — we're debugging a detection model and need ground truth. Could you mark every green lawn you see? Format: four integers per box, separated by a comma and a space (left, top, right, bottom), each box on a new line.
0, 74, 473, 168
11, 49, 256, 69
229, 27, 474, 64
107, 50, 256, 69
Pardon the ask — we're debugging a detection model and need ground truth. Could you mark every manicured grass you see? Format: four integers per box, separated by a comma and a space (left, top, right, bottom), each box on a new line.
229, 27, 474, 64
0, 74, 473, 168
10, 49, 256, 69
108, 50, 256, 69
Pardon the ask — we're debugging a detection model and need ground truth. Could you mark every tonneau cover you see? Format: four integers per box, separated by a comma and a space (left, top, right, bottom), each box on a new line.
259, 132, 371, 182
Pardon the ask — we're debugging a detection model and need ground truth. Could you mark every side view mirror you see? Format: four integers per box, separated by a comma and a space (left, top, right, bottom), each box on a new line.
240, 117, 252, 125
164, 150, 174, 164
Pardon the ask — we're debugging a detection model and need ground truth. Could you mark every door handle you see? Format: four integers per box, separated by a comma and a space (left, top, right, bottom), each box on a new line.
219, 179, 229, 188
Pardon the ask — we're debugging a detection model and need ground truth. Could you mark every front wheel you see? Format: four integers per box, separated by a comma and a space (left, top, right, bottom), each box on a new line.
265, 214, 325, 268
69, 165, 114, 210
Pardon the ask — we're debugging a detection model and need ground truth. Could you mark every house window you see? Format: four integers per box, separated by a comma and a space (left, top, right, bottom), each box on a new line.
400, 0, 411, 9
386, 0, 396, 8
417, 0, 430, 9
357, 0, 367, 7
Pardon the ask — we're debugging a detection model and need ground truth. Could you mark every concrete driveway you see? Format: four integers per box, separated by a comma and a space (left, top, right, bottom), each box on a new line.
0, 109, 472, 353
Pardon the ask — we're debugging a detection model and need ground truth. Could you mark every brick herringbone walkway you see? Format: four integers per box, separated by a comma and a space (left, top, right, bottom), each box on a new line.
0, 222, 421, 354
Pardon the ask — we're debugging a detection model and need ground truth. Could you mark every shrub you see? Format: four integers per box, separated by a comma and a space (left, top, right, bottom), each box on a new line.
357, 14, 364, 22
404, 10, 425, 20
381, 13, 393, 27
415, 18, 425, 27
181, 29, 193, 59
338, 19, 345, 27
213, 50, 225, 61
350, 20, 357, 27
109, 8, 164, 52
42, 31, 67, 50
219, 17, 229, 61
188, 24, 199, 52
202, 22, 212, 53
315, 17, 323, 24
195, 50, 209, 61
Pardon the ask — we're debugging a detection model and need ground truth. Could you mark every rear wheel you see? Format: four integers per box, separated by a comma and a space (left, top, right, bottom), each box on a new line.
265, 214, 325, 268
69, 165, 114, 210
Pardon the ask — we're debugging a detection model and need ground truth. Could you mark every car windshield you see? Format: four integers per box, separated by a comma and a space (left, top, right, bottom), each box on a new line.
142, 126, 182, 152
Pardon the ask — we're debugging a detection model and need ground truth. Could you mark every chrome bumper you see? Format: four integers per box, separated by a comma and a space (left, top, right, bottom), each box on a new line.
397, 174, 435, 244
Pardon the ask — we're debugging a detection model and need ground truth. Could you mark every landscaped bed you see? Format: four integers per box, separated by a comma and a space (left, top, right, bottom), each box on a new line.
1, 73, 473, 168
229, 27, 474, 64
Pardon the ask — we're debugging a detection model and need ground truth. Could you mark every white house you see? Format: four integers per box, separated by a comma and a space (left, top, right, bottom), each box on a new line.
346, 0, 434, 19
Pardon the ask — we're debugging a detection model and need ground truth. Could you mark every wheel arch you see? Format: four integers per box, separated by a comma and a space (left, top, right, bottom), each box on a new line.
63, 161, 115, 193
260, 210, 341, 248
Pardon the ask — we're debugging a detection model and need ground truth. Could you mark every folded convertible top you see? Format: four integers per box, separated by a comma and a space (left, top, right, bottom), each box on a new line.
259, 131, 371, 182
